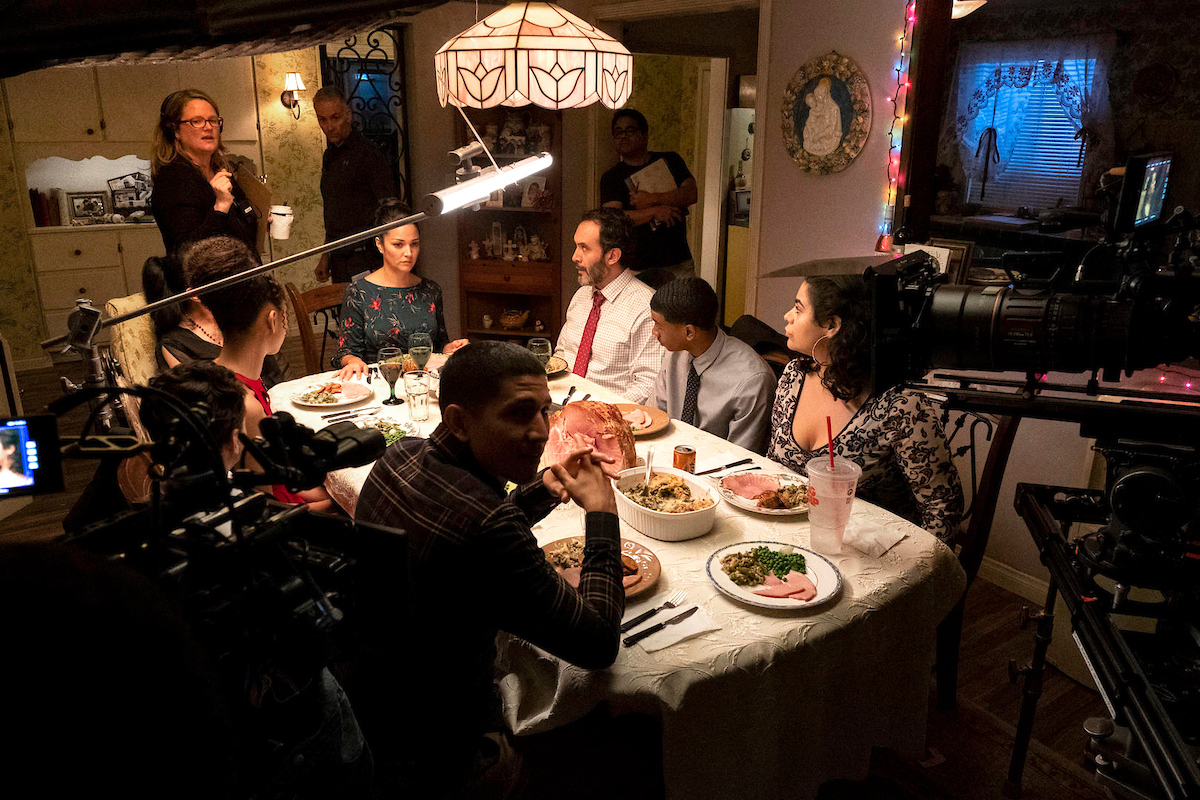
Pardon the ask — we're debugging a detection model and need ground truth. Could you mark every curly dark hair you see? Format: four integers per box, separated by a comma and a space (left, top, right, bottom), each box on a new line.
581, 207, 636, 269
180, 236, 284, 344
803, 275, 872, 402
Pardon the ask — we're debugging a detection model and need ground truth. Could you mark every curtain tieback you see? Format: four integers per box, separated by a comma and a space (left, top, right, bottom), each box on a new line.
975, 127, 1000, 200
1074, 125, 1096, 168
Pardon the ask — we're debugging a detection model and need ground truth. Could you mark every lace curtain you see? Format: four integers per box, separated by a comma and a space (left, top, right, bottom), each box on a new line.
937, 36, 1114, 205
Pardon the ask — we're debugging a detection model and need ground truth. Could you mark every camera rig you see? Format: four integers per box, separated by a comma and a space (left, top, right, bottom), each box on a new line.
864, 206, 1200, 799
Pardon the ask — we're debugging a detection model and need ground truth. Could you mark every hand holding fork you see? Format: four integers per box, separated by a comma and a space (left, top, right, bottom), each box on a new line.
620, 590, 686, 633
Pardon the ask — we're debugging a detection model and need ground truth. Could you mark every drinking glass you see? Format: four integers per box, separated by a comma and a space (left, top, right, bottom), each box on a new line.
528, 337, 552, 368
404, 370, 430, 422
378, 346, 405, 406
409, 332, 433, 370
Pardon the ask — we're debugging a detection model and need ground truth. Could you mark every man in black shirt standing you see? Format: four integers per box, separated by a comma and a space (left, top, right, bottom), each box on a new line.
312, 88, 397, 284
600, 108, 698, 289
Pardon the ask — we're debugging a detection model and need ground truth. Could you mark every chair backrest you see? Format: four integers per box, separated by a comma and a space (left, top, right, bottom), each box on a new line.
286, 282, 349, 376
727, 314, 799, 379
105, 293, 158, 388
942, 408, 1020, 586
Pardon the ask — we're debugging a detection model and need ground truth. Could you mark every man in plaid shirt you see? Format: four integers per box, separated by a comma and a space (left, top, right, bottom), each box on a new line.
356, 341, 627, 797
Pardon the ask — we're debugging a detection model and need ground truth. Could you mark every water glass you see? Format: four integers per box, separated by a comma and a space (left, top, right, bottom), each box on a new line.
528, 337, 552, 367
378, 346, 404, 406
409, 332, 433, 370
404, 370, 430, 421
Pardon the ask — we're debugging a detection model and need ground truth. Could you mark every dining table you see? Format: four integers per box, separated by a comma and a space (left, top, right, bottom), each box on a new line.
272, 360, 968, 800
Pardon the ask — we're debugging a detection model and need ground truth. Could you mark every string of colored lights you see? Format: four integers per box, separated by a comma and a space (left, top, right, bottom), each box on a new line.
877, 0, 916, 251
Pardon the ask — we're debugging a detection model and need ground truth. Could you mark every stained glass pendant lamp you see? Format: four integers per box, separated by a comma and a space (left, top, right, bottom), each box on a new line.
435, 1, 633, 109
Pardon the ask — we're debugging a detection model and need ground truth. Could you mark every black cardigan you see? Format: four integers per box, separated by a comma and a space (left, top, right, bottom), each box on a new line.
150, 160, 259, 258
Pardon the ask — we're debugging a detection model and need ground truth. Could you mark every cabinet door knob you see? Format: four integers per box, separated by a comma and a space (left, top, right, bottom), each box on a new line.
78, 287, 87, 294
73, 249, 82, 256
503, 274, 511, 282
85, 128, 95, 135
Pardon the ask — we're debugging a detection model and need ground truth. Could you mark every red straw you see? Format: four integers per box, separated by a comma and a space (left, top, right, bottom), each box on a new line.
826, 416, 836, 470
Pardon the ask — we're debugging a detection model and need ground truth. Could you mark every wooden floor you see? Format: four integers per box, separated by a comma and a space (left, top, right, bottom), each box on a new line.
0, 344, 1112, 799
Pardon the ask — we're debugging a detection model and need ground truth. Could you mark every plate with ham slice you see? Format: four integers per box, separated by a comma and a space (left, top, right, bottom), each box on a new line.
718, 470, 810, 516
706, 541, 841, 609
614, 403, 670, 437
542, 536, 661, 600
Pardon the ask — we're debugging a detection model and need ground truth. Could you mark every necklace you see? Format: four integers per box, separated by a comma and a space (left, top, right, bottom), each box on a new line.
184, 316, 223, 347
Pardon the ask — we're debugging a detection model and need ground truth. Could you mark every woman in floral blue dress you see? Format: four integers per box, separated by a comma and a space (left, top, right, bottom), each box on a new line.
334, 199, 468, 379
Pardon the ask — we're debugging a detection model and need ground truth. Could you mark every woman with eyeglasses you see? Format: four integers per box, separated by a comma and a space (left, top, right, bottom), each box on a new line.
150, 89, 259, 259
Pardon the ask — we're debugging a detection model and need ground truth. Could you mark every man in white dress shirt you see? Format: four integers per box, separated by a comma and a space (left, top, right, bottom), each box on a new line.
555, 208, 664, 404
649, 277, 777, 453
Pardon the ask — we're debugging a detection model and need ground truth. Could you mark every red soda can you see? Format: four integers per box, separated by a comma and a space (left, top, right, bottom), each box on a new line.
673, 445, 696, 473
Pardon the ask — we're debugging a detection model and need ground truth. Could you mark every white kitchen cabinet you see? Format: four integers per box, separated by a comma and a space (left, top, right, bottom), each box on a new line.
178, 60, 258, 142
95, 64, 181, 143
5, 67, 102, 142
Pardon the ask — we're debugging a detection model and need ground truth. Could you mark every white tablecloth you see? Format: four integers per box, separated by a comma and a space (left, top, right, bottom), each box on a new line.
272, 366, 967, 800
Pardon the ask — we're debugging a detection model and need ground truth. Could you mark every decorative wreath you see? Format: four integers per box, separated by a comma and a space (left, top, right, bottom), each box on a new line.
781, 51, 872, 174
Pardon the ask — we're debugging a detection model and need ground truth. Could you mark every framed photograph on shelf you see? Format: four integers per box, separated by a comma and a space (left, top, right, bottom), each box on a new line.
521, 178, 546, 208
927, 238, 975, 285
67, 191, 109, 220
107, 171, 152, 211
107, 171, 151, 194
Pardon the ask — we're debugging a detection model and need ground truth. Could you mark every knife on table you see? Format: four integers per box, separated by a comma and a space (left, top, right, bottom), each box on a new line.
622, 606, 699, 647
322, 406, 382, 421
695, 457, 754, 476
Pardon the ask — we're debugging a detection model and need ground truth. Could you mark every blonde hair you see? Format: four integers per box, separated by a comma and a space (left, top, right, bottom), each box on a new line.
152, 89, 229, 175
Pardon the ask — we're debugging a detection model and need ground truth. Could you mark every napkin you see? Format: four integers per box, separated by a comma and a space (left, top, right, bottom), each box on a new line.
842, 517, 907, 557
622, 603, 721, 652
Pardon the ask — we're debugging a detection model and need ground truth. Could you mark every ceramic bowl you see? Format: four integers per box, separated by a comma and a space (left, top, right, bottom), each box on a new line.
614, 465, 719, 542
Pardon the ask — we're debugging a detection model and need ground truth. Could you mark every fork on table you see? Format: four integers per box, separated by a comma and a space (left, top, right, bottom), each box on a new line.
620, 589, 687, 633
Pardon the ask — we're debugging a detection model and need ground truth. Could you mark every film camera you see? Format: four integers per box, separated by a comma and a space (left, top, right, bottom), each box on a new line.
864, 159, 1200, 798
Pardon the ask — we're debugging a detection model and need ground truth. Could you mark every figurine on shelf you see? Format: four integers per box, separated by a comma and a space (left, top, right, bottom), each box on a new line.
534, 319, 545, 332
502, 240, 516, 261
514, 226, 529, 261
468, 240, 480, 260
482, 239, 494, 258
528, 234, 547, 262
482, 314, 494, 329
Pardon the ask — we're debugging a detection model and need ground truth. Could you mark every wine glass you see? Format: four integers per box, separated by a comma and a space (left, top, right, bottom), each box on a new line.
528, 337, 552, 368
378, 346, 405, 406
409, 332, 433, 371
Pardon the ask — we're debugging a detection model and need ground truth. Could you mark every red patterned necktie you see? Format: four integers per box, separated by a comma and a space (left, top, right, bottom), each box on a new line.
572, 291, 605, 378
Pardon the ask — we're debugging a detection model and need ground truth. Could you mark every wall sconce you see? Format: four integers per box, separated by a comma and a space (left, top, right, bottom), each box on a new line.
951, 0, 987, 18
280, 72, 306, 119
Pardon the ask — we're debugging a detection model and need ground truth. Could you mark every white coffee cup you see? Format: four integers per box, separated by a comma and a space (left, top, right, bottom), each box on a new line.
269, 205, 294, 240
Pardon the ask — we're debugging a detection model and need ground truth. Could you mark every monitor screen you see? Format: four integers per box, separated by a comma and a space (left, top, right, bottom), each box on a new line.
1133, 154, 1172, 228
1111, 151, 1172, 235
0, 416, 63, 497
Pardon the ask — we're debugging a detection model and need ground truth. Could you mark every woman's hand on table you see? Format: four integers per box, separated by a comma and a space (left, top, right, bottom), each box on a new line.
336, 356, 368, 381
443, 338, 469, 355
545, 447, 618, 515
210, 169, 234, 214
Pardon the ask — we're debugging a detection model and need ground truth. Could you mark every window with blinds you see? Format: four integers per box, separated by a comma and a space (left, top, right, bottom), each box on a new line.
963, 58, 1094, 211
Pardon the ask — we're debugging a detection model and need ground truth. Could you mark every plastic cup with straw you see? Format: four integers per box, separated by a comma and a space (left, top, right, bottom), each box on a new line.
805, 415, 862, 554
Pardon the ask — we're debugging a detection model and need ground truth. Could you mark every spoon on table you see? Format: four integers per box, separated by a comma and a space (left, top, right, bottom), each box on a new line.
644, 446, 654, 486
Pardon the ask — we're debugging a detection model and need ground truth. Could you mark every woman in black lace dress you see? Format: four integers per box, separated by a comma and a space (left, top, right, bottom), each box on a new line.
767, 275, 963, 539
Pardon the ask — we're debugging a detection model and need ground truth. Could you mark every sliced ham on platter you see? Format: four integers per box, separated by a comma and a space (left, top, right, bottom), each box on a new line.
541, 401, 637, 472
622, 408, 653, 429
751, 570, 817, 601
721, 472, 781, 499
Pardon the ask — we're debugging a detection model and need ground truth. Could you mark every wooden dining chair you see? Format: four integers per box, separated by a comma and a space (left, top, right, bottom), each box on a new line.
727, 314, 799, 379
935, 407, 1020, 710
286, 282, 348, 376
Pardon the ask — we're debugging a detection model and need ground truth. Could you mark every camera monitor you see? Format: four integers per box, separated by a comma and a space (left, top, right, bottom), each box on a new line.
1112, 151, 1173, 234
0, 416, 63, 497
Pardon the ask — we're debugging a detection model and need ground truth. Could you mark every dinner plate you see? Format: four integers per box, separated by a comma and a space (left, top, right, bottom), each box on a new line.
717, 470, 809, 516
544, 355, 569, 377
356, 415, 421, 442
289, 381, 373, 408
614, 403, 670, 436
542, 536, 661, 600
706, 541, 841, 610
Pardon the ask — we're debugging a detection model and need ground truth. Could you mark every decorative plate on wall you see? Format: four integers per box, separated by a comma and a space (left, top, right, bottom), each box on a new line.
782, 51, 872, 174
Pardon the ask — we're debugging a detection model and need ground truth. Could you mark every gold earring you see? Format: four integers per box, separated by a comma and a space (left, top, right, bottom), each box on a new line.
810, 333, 830, 366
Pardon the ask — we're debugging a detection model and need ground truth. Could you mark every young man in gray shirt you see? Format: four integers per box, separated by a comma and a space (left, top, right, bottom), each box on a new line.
649, 277, 777, 453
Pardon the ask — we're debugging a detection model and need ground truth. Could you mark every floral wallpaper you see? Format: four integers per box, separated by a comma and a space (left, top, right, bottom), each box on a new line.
253, 49, 329, 295
0, 90, 45, 363
628, 53, 701, 173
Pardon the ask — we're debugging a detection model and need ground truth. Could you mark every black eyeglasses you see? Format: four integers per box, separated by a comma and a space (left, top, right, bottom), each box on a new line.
612, 127, 643, 138
180, 117, 224, 130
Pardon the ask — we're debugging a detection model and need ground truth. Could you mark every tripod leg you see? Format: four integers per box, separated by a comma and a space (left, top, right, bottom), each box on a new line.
1003, 578, 1058, 798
